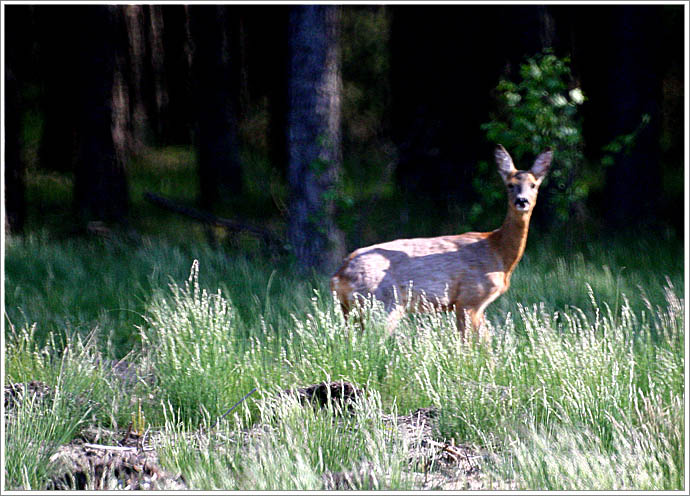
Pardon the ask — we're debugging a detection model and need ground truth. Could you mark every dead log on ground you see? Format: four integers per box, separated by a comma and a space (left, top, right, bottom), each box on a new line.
144, 192, 285, 251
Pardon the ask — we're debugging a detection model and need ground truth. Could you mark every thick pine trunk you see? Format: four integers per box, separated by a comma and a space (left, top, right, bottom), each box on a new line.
287, 5, 345, 272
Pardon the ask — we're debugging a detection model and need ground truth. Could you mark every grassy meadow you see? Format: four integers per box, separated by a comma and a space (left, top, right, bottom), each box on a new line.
3, 148, 686, 490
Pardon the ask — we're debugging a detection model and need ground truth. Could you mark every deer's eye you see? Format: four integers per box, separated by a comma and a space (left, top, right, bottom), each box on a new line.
530, 183, 536, 189
507, 184, 514, 190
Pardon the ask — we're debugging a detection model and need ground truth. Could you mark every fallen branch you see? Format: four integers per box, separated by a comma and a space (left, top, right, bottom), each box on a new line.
82, 443, 154, 452
144, 192, 284, 249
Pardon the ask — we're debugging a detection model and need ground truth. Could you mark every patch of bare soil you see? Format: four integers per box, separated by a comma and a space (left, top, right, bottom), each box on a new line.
390, 407, 487, 490
47, 428, 186, 490
5, 378, 184, 491
5, 380, 55, 410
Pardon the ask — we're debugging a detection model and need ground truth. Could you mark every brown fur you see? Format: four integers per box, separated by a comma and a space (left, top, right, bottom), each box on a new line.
331, 145, 552, 341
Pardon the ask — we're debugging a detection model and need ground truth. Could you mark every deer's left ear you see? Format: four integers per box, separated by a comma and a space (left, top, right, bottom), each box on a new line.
530, 149, 552, 183
495, 144, 516, 182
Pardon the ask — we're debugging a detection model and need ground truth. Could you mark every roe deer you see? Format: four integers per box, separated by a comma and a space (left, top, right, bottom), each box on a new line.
330, 145, 552, 341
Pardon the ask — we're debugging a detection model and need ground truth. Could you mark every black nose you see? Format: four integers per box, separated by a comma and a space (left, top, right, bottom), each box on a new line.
514, 197, 529, 209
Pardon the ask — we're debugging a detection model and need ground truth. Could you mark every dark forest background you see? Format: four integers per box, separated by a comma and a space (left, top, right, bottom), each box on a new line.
4, 4, 686, 272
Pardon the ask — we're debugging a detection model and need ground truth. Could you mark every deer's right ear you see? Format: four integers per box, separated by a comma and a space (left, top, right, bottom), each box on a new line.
530, 149, 552, 183
495, 145, 515, 182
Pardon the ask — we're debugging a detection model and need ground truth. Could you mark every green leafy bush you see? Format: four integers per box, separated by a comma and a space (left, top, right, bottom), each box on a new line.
473, 50, 586, 227
474, 50, 649, 230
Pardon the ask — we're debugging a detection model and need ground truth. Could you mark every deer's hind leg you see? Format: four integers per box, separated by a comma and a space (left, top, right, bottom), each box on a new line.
384, 304, 407, 336
333, 287, 370, 332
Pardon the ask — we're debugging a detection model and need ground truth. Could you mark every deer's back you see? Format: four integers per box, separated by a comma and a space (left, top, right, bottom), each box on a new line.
332, 232, 503, 309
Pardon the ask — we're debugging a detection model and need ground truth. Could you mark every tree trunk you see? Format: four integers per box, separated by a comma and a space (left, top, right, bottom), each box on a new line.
122, 5, 149, 153
189, 5, 243, 210
287, 5, 345, 272
73, 6, 129, 223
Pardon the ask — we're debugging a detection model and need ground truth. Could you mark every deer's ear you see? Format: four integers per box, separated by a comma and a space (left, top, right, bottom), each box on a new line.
530, 149, 552, 183
495, 145, 515, 182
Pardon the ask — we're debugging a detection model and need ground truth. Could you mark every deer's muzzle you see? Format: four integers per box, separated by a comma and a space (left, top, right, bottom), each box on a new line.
514, 197, 530, 211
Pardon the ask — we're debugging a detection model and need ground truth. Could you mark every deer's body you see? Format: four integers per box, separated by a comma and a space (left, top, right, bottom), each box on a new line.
331, 145, 552, 340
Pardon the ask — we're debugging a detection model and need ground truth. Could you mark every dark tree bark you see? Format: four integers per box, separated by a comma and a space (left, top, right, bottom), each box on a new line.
4, 6, 37, 233
189, 5, 243, 209
121, 5, 149, 153
287, 5, 345, 272
73, 6, 129, 223
119, 5, 194, 148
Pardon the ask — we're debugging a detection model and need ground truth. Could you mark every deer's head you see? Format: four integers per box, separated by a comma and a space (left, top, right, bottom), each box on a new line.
495, 145, 552, 214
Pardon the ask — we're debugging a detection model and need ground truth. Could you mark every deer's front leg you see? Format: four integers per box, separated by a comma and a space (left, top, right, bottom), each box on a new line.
456, 307, 472, 342
456, 307, 490, 343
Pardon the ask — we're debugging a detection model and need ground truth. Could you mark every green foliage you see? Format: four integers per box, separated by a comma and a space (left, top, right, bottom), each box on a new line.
157, 390, 415, 490
600, 113, 651, 167
476, 50, 586, 226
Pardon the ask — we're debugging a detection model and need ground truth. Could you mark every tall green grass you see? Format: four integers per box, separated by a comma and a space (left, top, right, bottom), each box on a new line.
140, 256, 683, 489
4, 233, 684, 490
4, 232, 323, 357
156, 389, 417, 490
4, 327, 114, 489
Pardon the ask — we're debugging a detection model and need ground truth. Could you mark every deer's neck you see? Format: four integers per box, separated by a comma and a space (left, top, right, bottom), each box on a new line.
490, 210, 532, 278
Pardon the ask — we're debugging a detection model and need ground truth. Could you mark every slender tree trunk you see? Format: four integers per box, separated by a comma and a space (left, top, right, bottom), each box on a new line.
73, 6, 129, 223
189, 5, 242, 210
287, 5, 345, 272
122, 5, 149, 153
